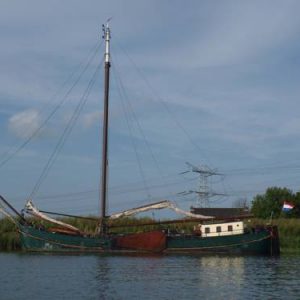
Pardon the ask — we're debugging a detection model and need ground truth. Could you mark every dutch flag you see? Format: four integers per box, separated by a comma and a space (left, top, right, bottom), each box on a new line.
282, 201, 294, 212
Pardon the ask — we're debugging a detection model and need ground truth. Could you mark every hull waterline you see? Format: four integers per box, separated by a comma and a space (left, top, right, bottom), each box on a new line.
165, 227, 279, 255
19, 224, 111, 252
18, 224, 280, 255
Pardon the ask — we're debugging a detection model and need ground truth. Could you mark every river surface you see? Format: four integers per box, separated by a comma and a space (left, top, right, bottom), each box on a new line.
0, 252, 299, 299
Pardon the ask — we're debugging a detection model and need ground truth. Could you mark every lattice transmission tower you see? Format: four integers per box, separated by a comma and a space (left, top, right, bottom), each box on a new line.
180, 162, 226, 207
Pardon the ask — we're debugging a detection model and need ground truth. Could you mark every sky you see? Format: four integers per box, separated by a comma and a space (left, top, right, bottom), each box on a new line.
1, 0, 300, 217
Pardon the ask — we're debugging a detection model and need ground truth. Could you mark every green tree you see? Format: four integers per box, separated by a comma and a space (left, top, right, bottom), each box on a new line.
291, 191, 300, 218
251, 187, 295, 218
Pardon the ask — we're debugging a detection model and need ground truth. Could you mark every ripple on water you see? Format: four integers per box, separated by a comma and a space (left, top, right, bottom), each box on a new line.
0, 253, 300, 300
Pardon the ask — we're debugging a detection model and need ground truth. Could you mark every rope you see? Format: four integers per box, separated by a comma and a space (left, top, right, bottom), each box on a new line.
111, 59, 171, 197
111, 61, 151, 199
0, 40, 103, 169
113, 36, 212, 166
29, 58, 104, 198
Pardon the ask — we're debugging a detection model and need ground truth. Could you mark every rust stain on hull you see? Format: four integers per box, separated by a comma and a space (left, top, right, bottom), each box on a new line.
114, 231, 166, 252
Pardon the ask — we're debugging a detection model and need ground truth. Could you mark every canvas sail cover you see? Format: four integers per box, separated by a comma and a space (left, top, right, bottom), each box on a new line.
109, 200, 214, 220
25, 200, 80, 232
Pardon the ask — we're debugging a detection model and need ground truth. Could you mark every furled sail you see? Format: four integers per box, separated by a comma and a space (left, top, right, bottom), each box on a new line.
109, 200, 214, 220
25, 200, 80, 232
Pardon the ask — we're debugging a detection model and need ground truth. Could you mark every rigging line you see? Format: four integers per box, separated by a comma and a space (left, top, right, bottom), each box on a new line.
249, 173, 300, 187
33, 176, 199, 203
221, 160, 300, 174
112, 71, 151, 199
220, 176, 233, 199
111, 61, 151, 199
114, 62, 165, 193
36, 179, 299, 207
123, 191, 189, 207
11, 174, 199, 202
0, 40, 103, 170
110, 176, 198, 195
223, 159, 300, 172
28, 186, 192, 213
30, 61, 103, 199
0, 41, 103, 165
30, 66, 101, 199
223, 164, 300, 175
29, 59, 104, 199
111, 59, 171, 195
208, 197, 228, 204
29, 187, 253, 211
113, 36, 212, 167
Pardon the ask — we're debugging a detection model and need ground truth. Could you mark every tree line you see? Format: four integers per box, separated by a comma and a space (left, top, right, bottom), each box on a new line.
251, 187, 300, 219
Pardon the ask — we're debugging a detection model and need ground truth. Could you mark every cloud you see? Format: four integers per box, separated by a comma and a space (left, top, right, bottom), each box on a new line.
122, 1, 300, 71
2, 1, 300, 210
82, 111, 102, 128
8, 109, 42, 139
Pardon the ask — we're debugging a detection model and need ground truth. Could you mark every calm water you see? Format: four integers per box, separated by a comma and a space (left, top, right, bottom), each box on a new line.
0, 253, 299, 299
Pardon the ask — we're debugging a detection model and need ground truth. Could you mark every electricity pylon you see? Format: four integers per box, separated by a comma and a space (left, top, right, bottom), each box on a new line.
180, 162, 226, 207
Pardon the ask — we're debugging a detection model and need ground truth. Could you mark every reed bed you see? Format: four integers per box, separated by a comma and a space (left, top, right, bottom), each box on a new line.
0, 218, 20, 251
249, 218, 300, 253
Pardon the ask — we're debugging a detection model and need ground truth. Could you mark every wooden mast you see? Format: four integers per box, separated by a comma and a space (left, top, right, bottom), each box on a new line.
100, 22, 111, 234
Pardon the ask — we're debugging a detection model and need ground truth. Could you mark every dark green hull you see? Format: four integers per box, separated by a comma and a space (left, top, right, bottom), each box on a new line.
19, 224, 279, 255
166, 229, 279, 255
19, 225, 111, 252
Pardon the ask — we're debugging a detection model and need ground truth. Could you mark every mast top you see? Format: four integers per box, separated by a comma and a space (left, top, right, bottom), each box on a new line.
102, 20, 111, 64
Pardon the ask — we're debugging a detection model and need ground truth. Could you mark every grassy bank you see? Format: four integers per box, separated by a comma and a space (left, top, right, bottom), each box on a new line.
0, 218, 20, 251
1, 217, 300, 253
250, 218, 300, 254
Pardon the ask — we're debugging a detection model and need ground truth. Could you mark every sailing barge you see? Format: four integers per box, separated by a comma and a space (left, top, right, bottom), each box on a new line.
0, 23, 280, 255
1, 196, 280, 255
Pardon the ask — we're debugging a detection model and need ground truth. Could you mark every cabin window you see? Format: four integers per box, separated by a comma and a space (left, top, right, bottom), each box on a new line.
228, 225, 233, 232
216, 226, 221, 233
205, 227, 210, 234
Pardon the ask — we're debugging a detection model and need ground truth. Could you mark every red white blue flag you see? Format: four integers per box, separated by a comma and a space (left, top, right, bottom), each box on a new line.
282, 201, 294, 212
